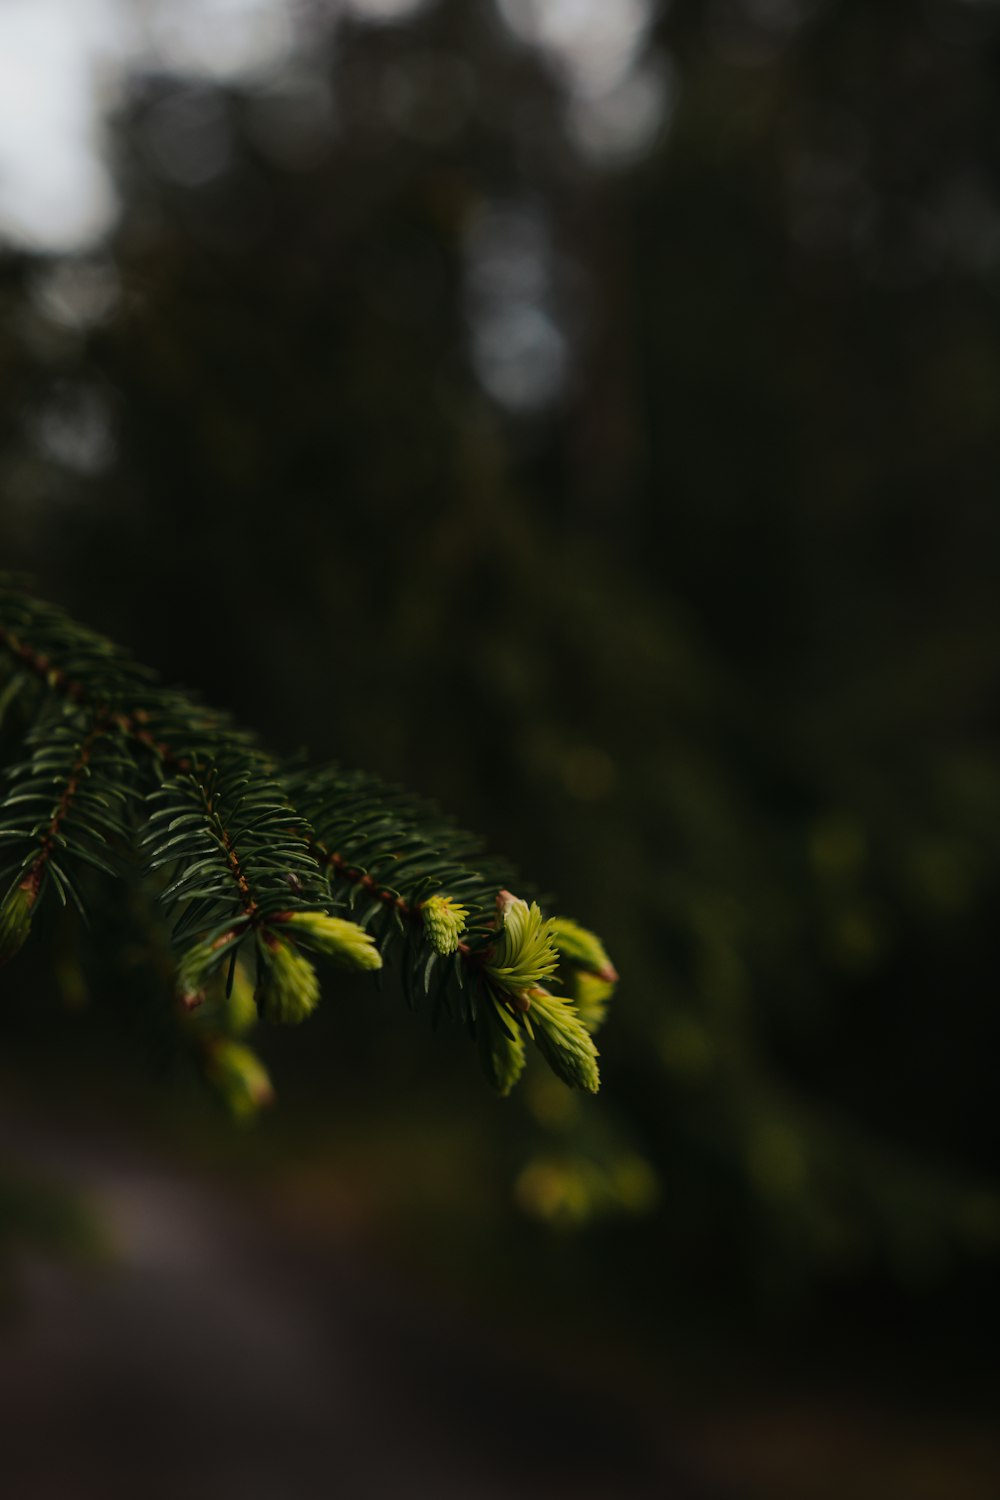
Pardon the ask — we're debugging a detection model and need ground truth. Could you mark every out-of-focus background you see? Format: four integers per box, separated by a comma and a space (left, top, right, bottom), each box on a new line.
1, 1, 999, 1496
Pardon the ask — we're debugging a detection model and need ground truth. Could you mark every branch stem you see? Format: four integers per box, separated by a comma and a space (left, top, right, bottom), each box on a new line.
2, 622, 483, 962
21, 716, 109, 906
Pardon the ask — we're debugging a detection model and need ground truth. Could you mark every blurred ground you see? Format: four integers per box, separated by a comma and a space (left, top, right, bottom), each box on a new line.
3, 1105, 1000, 1500
1, 1110, 696, 1500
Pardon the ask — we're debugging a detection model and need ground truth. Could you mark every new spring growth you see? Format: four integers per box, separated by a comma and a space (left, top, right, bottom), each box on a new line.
549, 917, 618, 984
549, 916, 619, 1034
189, 959, 258, 1039
0, 885, 33, 963
421, 894, 468, 955
275, 911, 382, 970
176, 927, 243, 1010
221, 960, 258, 1036
571, 971, 615, 1034
477, 994, 527, 1097
255, 934, 321, 1025
206, 1039, 275, 1120
484, 891, 560, 1001
524, 986, 600, 1094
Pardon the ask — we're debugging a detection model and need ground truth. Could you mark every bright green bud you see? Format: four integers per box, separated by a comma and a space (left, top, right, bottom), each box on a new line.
550, 917, 618, 984
526, 986, 600, 1093
515, 1157, 595, 1226
176, 929, 242, 1010
477, 994, 527, 1097
279, 911, 382, 971
484, 892, 560, 997
572, 970, 615, 1034
206, 1039, 275, 1120
256, 935, 321, 1024
191, 958, 258, 1037
177, 944, 211, 1007
223, 960, 258, 1036
0, 885, 33, 964
421, 894, 468, 956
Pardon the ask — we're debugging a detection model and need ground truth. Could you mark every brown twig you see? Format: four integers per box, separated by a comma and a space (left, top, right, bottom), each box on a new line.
20, 716, 109, 907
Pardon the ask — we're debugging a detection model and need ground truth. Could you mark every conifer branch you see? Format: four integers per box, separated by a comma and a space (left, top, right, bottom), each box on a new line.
0, 581, 618, 1110
20, 714, 112, 905
194, 774, 261, 924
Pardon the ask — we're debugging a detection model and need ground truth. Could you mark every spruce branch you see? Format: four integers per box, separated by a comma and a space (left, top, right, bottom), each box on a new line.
0, 707, 136, 922
0, 581, 618, 1111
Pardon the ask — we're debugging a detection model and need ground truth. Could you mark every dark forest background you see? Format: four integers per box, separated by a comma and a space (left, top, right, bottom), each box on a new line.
1, 1, 999, 1495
